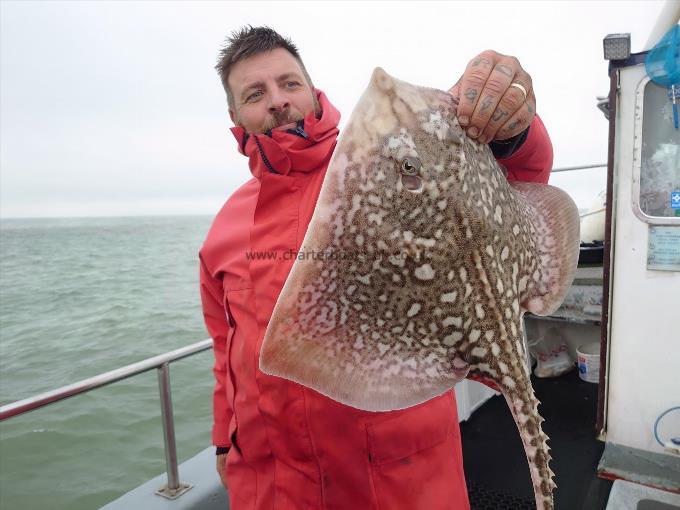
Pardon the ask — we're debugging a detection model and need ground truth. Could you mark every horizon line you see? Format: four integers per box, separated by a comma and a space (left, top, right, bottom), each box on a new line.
0, 212, 216, 221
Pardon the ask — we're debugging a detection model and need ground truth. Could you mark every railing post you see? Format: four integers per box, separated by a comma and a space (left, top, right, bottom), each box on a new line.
155, 362, 192, 499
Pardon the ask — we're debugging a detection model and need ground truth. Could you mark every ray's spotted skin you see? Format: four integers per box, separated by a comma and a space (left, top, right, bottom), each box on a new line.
260, 68, 580, 510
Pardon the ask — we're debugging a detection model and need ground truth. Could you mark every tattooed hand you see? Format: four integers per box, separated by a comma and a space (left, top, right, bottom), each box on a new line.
449, 50, 536, 143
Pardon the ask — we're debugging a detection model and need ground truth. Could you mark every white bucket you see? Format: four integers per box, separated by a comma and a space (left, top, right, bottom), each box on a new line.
577, 343, 600, 383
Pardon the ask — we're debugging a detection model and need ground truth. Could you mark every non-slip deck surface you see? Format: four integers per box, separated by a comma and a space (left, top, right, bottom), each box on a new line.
461, 369, 613, 510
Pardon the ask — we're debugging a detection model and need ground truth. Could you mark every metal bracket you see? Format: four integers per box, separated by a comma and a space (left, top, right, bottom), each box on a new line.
155, 482, 193, 500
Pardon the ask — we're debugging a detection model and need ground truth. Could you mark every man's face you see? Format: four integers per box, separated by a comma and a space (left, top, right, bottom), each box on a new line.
228, 48, 318, 134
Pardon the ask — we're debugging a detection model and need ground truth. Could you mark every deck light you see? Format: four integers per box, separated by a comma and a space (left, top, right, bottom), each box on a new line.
603, 33, 631, 61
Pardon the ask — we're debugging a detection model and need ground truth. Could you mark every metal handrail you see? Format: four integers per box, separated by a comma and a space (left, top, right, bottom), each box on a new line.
580, 207, 606, 219
0, 338, 212, 420
551, 163, 607, 173
0, 338, 213, 499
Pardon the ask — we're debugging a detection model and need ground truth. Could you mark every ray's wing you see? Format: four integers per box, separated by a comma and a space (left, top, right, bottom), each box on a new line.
511, 182, 581, 316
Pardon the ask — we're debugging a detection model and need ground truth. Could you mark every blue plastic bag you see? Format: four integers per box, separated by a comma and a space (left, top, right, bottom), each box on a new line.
646, 25, 680, 128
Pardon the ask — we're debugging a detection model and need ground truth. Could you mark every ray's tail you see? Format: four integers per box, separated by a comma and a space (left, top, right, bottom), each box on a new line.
500, 378, 556, 510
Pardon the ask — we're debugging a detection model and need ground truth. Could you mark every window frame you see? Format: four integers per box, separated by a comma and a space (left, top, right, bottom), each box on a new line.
631, 75, 680, 226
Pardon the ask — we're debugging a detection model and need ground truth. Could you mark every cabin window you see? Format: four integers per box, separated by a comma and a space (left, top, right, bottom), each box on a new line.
639, 81, 680, 218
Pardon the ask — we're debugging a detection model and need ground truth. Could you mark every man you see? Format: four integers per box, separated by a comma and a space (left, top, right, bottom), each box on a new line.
199, 26, 552, 510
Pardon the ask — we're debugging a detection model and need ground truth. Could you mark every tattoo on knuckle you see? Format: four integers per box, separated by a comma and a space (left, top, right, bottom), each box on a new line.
472, 57, 491, 68
495, 64, 513, 77
492, 109, 509, 122
464, 88, 479, 103
506, 117, 525, 132
479, 95, 494, 113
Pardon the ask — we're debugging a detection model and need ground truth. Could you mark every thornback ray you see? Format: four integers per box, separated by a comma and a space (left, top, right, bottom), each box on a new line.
260, 68, 580, 510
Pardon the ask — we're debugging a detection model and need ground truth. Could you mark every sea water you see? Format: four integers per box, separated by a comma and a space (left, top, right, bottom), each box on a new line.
0, 215, 216, 510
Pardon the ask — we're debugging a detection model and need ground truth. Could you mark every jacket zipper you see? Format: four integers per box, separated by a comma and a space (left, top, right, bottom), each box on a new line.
253, 136, 280, 174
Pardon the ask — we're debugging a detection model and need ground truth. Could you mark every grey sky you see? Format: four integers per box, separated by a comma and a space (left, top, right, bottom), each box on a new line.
0, 1, 666, 218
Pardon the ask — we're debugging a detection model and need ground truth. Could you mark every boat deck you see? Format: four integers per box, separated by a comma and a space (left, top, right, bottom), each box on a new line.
460, 369, 613, 510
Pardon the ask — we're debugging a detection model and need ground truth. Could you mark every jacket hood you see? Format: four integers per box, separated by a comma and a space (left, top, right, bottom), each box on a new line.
230, 89, 341, 179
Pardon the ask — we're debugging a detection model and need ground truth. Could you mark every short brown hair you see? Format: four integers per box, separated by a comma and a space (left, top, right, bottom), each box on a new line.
215, 25, 314, 110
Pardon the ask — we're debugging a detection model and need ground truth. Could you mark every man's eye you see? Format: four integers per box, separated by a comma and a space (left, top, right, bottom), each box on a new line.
286, 81, 301, 88
246, 91, 262, 102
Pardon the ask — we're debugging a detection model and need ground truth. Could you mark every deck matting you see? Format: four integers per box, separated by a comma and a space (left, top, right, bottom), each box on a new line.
460, 369, 613, 510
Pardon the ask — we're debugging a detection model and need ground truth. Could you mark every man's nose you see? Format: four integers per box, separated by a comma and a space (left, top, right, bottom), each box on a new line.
268, 89, 290, 113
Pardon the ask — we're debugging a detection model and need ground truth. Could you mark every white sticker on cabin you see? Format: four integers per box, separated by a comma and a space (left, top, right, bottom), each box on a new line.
647, 226, 680, 271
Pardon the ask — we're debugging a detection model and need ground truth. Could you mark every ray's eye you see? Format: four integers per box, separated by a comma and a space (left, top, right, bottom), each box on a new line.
400, 157, 421, 176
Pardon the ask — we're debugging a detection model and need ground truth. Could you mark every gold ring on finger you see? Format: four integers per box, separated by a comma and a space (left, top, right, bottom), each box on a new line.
509, 82, 528, 100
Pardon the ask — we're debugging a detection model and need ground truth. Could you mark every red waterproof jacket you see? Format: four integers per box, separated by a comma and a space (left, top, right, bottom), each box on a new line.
199, 90, 553, 510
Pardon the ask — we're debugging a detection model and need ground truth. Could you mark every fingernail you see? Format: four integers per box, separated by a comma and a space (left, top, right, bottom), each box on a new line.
459, 116, 469, 126
468, 126, 479, 137
478, 135, 488, 144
